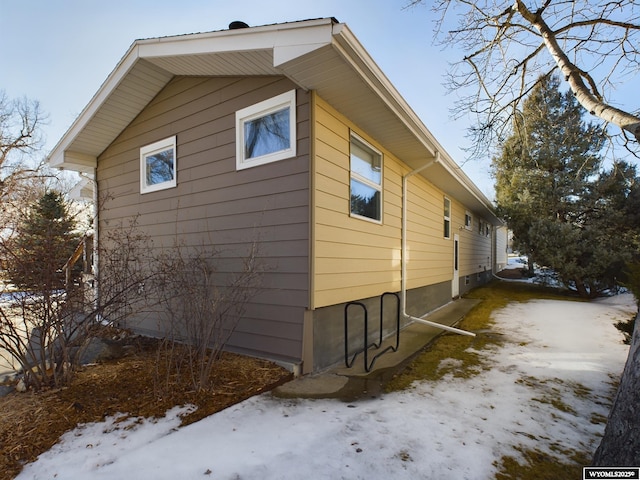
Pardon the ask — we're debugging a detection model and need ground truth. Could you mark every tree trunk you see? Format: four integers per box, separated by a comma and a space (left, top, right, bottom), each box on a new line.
574, 278, 590, 298
593, 311, 640, 465
527, 251, 536, 277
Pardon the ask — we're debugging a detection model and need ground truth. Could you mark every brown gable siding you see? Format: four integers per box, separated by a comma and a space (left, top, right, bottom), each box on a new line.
98, 75, 310, 363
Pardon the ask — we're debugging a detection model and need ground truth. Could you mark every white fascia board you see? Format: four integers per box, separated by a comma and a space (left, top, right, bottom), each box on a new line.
273, 23, 334, 66
330, 24, 438, 158
136, 18, 335, 64
48, 42, 143, 169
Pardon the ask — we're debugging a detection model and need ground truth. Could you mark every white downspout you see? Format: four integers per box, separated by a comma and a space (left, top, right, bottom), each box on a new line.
402, 152, 476, 337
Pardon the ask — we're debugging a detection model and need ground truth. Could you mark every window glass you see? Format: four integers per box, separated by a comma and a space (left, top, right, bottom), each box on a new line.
444, 197, 451, 238
350, 179, 381, 221
140, 136, 177, 194
244, 107, 290, 159
350, 141, 381, 184
350, 134, 382, 222
146, 148, 174, 186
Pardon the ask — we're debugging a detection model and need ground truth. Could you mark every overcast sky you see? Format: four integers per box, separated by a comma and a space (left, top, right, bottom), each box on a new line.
2, 0, 502, 197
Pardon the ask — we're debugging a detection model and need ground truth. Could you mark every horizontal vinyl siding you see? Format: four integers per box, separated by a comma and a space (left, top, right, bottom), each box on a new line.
404, 175, 453, 288
312, 96, 455, 308
453, 203, 493, 276
495, 226, 508, 269
313, 97, 400, 307
98, 75, 310, 362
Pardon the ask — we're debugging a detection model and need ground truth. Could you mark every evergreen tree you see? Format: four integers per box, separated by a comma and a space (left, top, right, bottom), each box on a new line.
5, 191, 80, 290
493, 74, 638, 297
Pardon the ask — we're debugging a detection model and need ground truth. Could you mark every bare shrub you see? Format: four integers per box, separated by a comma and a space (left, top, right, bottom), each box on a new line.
0, 218, 155, 389
152, 241, 263, 394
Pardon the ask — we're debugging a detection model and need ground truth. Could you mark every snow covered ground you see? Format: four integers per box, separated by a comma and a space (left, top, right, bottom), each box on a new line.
16, 292, 636, 479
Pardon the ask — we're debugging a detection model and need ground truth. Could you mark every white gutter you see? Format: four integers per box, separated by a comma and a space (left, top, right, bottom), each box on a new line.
401, 152, 476, 337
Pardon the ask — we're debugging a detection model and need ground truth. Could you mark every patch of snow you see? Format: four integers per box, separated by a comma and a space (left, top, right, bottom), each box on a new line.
16, 294, 636, 480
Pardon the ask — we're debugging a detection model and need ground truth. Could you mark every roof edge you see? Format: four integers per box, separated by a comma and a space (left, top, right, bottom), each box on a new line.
329, 24, 497, 220
48, 18, 339, 169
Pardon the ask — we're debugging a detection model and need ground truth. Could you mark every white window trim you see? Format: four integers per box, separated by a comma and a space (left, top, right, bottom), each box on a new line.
140, 136, 177, 194
235, 89, 296, 170
349, 132, 383, 224
444, 197, 451, 239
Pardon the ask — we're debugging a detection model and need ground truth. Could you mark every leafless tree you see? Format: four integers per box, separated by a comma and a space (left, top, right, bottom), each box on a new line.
408, 0, 640, 157
0, 91, 48, 196
0, 90, 44, 169
0, 91, 71, 242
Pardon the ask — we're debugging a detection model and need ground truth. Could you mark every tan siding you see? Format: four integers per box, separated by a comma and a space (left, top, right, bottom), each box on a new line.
98, 76, 310, 361
453, 203, 493, 276
401, 170, 455, 288
312, 96, 456, 308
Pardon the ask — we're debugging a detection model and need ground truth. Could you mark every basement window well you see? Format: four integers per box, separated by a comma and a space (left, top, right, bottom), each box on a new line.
140, 136, 177, 194
236, 90, 296, 170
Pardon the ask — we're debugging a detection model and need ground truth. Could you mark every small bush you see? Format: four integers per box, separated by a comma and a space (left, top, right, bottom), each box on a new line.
152, 241, 263, 394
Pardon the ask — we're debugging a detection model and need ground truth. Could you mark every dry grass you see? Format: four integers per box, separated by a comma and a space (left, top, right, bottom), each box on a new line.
0, 337, 291, 480
385, 281, 579, 391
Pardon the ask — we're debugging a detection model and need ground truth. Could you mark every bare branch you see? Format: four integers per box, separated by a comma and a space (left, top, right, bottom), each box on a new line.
415, 0, 640, 156
0, 91, 46, 169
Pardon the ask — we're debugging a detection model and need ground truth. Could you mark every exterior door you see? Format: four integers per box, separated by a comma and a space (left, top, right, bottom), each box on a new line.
452, 234, 460, 298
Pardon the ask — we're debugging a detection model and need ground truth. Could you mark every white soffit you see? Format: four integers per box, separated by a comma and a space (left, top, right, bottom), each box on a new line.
49, 57, 174, 171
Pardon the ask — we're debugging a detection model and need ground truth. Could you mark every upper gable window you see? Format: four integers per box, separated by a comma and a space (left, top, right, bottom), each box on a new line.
236, 90, 296, 170
350, 133, 382, 223
140, 136, 177, 194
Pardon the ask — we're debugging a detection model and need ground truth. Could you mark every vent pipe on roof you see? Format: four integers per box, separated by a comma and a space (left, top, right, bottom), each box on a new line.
229, 21, 250, 29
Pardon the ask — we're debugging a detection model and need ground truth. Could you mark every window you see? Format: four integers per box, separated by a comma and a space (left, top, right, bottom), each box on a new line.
444, 197, 451, 238
478, 219, 491, 236
350, 134, 382, 222
140, 136, 177, 194
465, 211, 472, 230
235, 89, 296, 170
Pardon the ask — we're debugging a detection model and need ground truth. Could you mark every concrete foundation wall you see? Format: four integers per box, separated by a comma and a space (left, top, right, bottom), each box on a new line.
459, 269, 493, 297
311, 280, 452, 372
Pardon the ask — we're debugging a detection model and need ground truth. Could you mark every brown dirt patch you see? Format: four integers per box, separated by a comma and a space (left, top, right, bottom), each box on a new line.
0, 337, 292, 480
496, 268, 528, 279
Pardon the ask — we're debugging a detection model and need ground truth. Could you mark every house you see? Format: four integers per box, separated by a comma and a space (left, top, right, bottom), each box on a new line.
48, 18, 504, 374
